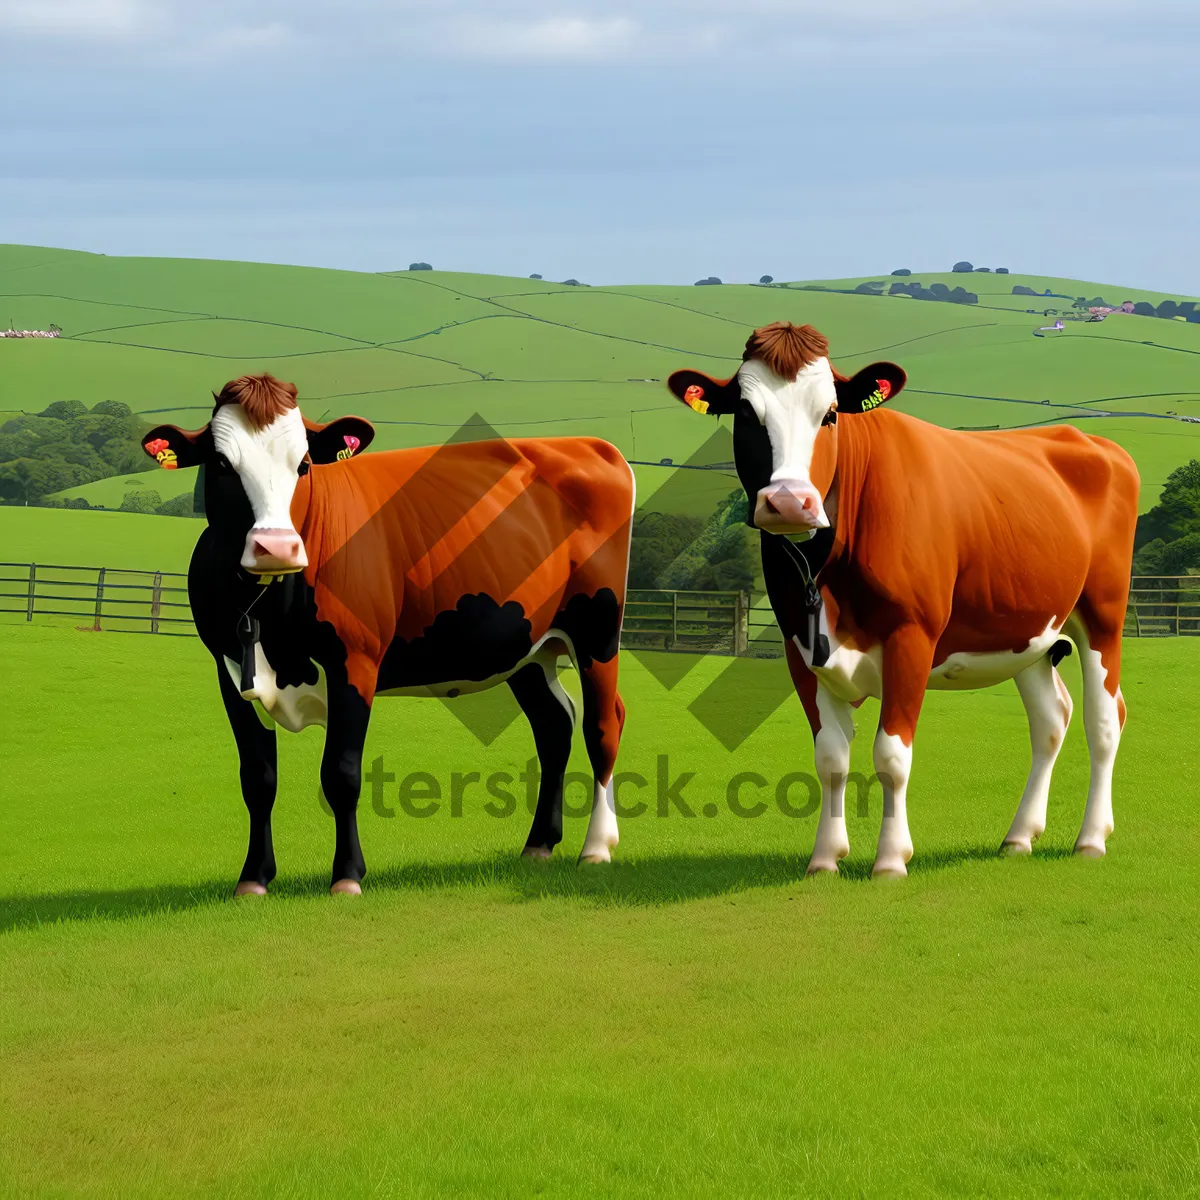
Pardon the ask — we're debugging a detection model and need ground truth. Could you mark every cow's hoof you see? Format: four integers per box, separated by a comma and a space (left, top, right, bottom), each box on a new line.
234, 881, 268, 898
805, 859, 841, 877
871, 859, 909, 880
522, 845, 553, 861
578, 847, 612, 865
331, 879, 362, 896
999, 838, 1033, 857
1073, 840, 1107, 860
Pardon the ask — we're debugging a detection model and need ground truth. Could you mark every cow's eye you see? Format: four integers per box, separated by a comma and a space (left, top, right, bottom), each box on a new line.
297, 459, 310, 477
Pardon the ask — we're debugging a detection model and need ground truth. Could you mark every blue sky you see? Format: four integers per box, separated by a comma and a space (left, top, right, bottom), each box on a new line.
2, 1, 1197, 290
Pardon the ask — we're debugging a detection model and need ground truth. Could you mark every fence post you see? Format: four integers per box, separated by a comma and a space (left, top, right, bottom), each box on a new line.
671, 591, 678, 651
733, 591, 748, 656
93, 567, 106, 631
150, 571, 163, 634
26, 563, 35, 621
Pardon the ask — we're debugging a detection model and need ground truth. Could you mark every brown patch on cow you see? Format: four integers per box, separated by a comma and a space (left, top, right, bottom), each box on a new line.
213, 373, 298, 430
743, 322, 829, 382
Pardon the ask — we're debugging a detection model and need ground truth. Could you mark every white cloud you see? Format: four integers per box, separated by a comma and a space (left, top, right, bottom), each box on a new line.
0, 0, 1195, 64
0, 0, 154, 37
448, 15, 638, 60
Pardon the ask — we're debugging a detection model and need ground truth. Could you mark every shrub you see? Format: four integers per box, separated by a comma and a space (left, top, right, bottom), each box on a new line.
91, 400, 133, 418
694, 276, 722, 286
528, 274, 543, 280
561, 278, 583, 286
155, 491, 197, 518
39, 399, 88, 421
408, 262, 432, 271
952, 261, 974, 273
996, 267, 1010, 274
974, 266, 991, 272
890, 268, 912, 276
854, 281, 884, 295
63, 496, 91, 510
1133, 302, 1156, 316
119, 489, 162, 514
1012, 285, 1038, 296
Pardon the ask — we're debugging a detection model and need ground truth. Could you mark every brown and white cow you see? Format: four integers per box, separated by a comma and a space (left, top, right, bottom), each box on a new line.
143, 375, 633, 894
669, 322, 1138, 877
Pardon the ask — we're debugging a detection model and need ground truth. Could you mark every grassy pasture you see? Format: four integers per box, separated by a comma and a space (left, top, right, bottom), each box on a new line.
2, 245, 1199, 514
1, 624, 1197, 1197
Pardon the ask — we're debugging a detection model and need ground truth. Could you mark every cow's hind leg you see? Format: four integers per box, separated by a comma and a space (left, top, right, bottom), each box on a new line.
218, 667, 278, 897
1065, 613, 1126, 858
577, 656, 625, 864
508, 657, 575, 858
1002, 652, 1073, 855
322, 677, 372, 894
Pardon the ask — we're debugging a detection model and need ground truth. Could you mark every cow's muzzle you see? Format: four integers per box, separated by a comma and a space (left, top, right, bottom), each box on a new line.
242, 528, 308, 574
753, 481, 829, 534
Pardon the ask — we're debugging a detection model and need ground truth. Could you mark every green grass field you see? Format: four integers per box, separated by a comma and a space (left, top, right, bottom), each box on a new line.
1, 624, 1197, 1196
2, 244, 1199, 518
3, 246, 1199, 1196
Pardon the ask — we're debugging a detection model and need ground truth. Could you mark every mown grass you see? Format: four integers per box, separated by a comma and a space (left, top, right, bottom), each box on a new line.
1, 624, 1197, 1197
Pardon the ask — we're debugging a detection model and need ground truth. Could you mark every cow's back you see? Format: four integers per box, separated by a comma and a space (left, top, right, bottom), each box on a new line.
827, 410, 1139, 652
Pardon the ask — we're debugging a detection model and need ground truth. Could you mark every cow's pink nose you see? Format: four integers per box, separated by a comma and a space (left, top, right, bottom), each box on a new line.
243, 528, 307, 574
754, 482, 827, 533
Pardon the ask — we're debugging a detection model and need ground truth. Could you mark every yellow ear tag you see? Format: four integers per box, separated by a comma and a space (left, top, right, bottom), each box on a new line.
156, 448, 178, 470
683, 384, 710, 415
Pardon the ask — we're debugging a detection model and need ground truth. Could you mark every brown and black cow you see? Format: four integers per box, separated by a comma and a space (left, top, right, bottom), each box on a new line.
143, 375, 633, 894
669, 322, 1138, 877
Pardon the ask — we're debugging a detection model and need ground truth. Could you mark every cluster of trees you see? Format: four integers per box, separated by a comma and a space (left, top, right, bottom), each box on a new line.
408, 262, 433, 271
1131, 299, 1199, 322
630, 490, 757, 592
0, 399, 146, 507
952, 262, 1009, 273
885, 280, 979, 304
1134, 461, 1200, 575
694, 276, 722, 286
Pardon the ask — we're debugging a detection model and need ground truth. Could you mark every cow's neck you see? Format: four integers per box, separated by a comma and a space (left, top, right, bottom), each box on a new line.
806, 414, 874, 573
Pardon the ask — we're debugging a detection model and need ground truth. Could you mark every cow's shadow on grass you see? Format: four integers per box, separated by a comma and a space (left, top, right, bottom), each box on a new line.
0, 843, 1076, 934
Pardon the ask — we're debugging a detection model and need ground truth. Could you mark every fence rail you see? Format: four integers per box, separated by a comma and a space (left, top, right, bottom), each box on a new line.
2, 562, 1196, 653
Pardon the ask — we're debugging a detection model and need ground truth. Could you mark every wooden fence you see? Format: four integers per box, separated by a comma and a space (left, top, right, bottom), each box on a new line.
2, 562, 1196, 653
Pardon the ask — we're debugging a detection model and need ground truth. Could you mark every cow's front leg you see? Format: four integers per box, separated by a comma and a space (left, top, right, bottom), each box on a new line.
322, 676, 373, 895
217, 666, 278, 897
786, 642, 854, 874
873, 625, 934, 879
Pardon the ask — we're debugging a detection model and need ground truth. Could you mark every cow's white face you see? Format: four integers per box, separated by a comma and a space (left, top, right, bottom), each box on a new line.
737, 355, 835, 534
211, 403, 309, 573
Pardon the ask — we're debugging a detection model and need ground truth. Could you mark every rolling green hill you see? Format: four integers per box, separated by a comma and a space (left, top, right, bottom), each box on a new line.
2, 245, 1198, 557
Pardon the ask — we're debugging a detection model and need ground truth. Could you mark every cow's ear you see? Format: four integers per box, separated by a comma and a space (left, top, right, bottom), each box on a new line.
142, 424, 213, 470
833, 362, 907, 415
667, 370, 741, 417
305, 416, 375, 464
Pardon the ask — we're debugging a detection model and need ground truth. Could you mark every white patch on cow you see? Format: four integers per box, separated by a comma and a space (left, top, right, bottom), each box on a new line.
1063, 613, 1121, 857
872, 730, 914, 879
737, 356, 836, 529
794, 617, 1066, 702
926, 619, 1064, 691
210, 403, 308, 533
223, 647, 329, 734
807, 683, 854, 875
579, 778, 619, 864
1002, 655, 1073, 854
